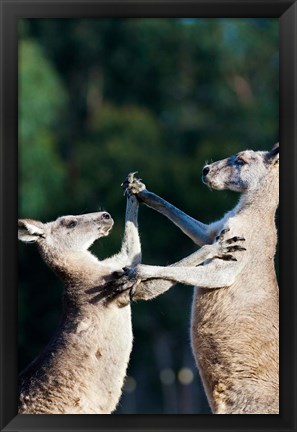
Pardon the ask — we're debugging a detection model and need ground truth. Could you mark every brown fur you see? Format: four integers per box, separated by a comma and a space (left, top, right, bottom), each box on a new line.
123, 144, 279, 414
18, 205, 137, 414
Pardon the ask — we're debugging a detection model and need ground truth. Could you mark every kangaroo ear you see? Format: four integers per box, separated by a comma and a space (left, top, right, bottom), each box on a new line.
18, 219, 45, 243
266, 143, 279, 164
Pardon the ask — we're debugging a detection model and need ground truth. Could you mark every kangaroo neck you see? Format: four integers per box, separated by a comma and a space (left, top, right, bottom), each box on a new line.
39, 245, 99, 281
235, 177, 279, 218
38, 246, 106, 308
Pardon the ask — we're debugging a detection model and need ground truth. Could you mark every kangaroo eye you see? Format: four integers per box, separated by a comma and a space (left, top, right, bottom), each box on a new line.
67, 220, 77, 228
235, 157, 247, 166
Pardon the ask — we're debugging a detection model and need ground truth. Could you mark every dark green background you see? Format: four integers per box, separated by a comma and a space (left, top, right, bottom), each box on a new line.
18, 18, 279, 414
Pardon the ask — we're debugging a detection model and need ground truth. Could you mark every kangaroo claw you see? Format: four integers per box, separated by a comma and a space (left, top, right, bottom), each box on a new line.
222, 255, 237, 261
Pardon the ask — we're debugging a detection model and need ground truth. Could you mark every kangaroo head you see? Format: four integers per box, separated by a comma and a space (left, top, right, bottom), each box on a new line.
18, 211, 114, 253
202, 143, 279, 192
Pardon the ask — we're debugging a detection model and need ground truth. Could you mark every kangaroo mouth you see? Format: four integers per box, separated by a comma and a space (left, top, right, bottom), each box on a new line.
202, 176, 224, 190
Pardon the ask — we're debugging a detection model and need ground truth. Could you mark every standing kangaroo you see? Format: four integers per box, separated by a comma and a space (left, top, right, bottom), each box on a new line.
116, 144, 279, 414
18, 177, 242, 414
18, 203, 136, 414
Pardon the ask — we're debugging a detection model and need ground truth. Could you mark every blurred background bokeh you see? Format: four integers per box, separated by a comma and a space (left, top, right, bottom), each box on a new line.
18, 18, 279, 414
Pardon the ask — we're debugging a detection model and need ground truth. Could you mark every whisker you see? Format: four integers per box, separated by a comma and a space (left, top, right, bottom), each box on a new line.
79, 208, 88, 215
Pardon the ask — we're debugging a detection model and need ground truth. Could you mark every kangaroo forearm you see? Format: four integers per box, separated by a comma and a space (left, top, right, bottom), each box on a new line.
137, 189, 210, 246
108, 199, 141, 267
133, 278, 177, 301
134, 250, 212, 300
134, 246, 219, 300
121, 199, 141, 265
136, 263, 239, 289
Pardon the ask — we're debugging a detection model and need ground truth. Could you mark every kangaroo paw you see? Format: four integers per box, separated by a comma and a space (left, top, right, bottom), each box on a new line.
215, 229, 246, 259
122, 172, 146, 197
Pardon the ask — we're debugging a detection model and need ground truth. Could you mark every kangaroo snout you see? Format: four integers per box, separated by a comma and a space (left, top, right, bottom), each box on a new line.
202, 166, 210, 178
202, 166, 211, 184
101, 212, 112, 221
98, 212, 114, 236
99, 212, 114, 229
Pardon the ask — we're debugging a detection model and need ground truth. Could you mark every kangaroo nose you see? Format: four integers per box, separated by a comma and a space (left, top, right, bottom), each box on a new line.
101, 212, 111, 220
202, 166, 210, 177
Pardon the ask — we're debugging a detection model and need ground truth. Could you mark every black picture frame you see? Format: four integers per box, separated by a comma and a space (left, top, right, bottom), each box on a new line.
0, 1, 296, 431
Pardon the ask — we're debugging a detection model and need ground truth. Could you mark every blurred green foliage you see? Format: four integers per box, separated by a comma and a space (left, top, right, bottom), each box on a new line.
19, 39, 68, 218
18, 18, 278, 414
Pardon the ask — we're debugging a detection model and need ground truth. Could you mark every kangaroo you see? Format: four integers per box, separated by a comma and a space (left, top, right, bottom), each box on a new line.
18, 177, 242, 414
116, 144, 279, 414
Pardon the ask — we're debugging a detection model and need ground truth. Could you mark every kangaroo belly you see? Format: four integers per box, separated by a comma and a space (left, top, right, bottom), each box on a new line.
19, 305, 133, 414
190, 283, 279, 414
